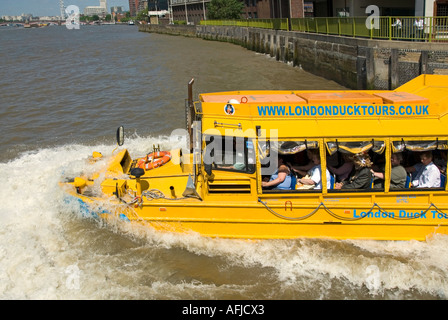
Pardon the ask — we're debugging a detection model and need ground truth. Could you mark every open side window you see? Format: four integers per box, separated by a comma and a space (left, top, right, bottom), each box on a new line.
392, 139, 447, 190
325, 139, 385, 191
259, 140, 323, 192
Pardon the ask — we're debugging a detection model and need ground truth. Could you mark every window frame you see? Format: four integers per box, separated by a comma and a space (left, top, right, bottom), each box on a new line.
202, 134, 256, 174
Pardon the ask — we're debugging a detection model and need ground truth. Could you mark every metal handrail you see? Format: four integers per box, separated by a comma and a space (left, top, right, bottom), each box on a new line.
200, 18, 289, 31
290, 16, 448, 42
199, 16, 448, 42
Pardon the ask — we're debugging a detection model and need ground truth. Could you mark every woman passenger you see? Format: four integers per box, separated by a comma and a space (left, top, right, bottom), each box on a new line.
262, 156, 292, 190
328, 153, 354, 183
334, 153, 373, 189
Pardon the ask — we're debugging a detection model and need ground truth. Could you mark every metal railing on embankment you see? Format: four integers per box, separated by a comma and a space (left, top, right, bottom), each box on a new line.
201, 16, 448, 42
200, 18, 288, 31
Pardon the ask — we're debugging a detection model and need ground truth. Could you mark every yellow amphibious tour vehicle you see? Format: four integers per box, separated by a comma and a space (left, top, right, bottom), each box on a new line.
61, 75, 448, 241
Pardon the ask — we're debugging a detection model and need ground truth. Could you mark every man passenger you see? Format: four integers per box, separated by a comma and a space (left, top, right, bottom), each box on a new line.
371, 152, 407, 188
411, 151, 441, 188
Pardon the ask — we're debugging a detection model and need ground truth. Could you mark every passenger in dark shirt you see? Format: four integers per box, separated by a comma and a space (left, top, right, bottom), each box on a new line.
335, 153, 373, 189
371, 152, 407, 189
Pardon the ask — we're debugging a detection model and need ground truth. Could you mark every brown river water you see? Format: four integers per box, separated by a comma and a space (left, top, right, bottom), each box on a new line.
0, 25, 447, 301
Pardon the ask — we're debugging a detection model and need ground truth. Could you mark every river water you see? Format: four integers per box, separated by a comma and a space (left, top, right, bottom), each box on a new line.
0, 25, 447, 301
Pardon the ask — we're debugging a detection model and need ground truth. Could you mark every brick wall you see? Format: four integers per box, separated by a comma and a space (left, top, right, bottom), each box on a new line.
256, 0, 272, 19
290, 0, 304, 18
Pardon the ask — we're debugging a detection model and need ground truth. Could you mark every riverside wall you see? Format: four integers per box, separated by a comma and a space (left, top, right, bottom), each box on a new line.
139, 24, 448, 90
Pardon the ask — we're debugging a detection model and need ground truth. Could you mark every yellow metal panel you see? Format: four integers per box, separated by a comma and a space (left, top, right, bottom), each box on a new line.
373, 92, 429, 104
297, 92, 383, 104
201, 93, 306, 104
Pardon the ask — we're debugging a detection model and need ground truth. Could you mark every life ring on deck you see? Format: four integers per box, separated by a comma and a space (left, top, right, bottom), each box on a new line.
137, 151, 171, 170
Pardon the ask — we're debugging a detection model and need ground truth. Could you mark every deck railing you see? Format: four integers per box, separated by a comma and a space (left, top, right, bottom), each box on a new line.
200, 16, 448, 42
200, 18, 288, 30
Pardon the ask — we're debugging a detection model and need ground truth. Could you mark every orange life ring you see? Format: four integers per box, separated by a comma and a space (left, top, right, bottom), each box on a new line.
137, 151, 171, 170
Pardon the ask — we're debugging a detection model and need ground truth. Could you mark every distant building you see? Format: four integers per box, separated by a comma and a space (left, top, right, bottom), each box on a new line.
435, 0, 448, 16
1, 15, 17, 21
163, 0, 448, 25
20, 13, 33, 20
306, 0, 448, 18
111, 6, 124, 14
148, 9, 169, 24
170, 0, 209, 24
1, 13, 34, 22
148, 0, 168, 11
169, 0, 305, 25
84, 0, 108, 17
129, 0, 149, 16
39, 16, 61, 21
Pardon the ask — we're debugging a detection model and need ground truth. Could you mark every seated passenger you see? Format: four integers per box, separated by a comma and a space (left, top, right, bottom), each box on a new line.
411, 151, 441, 188
328, 153, 354, 183
215, 162, 246, 171
434, 151, 447, 175
334, 153, 372, 189
262, 157, 292, 190
405, 152, 423, 179
295, 149, 331, 190
287, 149, 314, 177
371, 152, 407, 188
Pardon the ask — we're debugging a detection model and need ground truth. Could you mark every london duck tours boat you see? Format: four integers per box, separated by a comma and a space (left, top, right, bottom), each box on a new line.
61, 75, 448, 241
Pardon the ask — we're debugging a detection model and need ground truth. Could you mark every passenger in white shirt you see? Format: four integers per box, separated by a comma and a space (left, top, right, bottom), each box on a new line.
296, 149, 331, 190
412, 151, 441, 188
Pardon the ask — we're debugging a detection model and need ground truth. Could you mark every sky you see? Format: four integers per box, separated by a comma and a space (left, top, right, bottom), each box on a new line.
1, 0, 129, 17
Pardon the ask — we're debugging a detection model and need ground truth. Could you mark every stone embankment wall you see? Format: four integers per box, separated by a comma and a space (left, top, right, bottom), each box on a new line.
140, 24, 197, 37
139, 24, 448, 90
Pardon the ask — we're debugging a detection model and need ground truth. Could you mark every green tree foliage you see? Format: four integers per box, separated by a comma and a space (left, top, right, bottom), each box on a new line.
207, 0, 244, 20
136, 9, 149, 21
